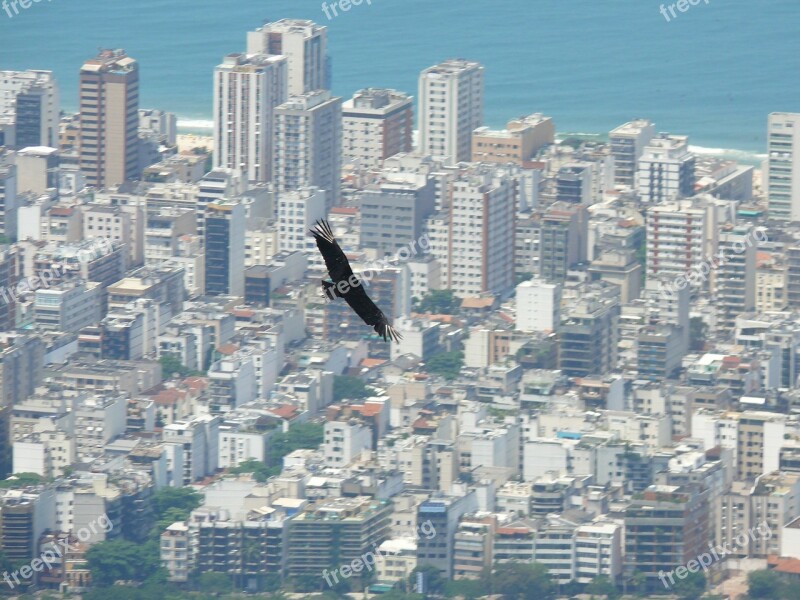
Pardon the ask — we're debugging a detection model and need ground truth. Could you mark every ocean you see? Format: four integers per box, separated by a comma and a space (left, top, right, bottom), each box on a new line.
1, 0, 798, 161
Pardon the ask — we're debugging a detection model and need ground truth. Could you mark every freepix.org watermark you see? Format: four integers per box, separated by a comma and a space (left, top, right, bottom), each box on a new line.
659, 521, 772, 589
322, 234, 431, 303
2, 0, 54, 20
322, 519, 436, 588
0, 237, 114, 306
660, 0, 710, 22
3, 513, 113, 588
658, 228, 767, 300
321, 0, 372, 21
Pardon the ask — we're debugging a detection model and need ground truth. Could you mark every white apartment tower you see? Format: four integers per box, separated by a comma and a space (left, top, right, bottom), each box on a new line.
443, 167, 515, 297
637, 134, 695, 203
246, 19, 329, 96
609, 119, 655, 187
273, 90, 342, 209
418, 59, 484, 164
213, 53, 288, 184
277, 187, 327, 254
767, 112, 800, 221
342, 88, 413, 168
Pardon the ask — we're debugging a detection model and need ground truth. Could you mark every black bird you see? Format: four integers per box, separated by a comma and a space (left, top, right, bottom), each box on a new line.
310, 220, 402, 343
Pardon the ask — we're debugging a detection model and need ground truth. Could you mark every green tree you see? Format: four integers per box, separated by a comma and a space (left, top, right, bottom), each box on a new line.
747, 569, 785, 599
199, 572, 233, 594
415, 289, 459, 314
490, 562, 557, 600
152, 487, 203, 521
333, 375, 371, 402
586, 575, 620, 599
159, 353, 196, 379
86, 539, 161, 586
673, 570, 706, 600
424, 351, 464, 380
0, 473, 43, 489
228, 458, 274, 482
264, 422, 324, 474
690, 316, 708, 352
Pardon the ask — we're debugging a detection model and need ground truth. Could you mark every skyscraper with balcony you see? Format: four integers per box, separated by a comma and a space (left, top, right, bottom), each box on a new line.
418, 59, 484, 164
78, 50, 140, 188
716, 227, 756, 330
637, 134, 695, 204
645, 200, 708, 288
273, 90, 342, 209
609, 119, 655, 187
213, 53, 287, 184
342, 88, 413, 168
442, 166, 515, 297
767, 112, 800, 221
246, 19, 330, 96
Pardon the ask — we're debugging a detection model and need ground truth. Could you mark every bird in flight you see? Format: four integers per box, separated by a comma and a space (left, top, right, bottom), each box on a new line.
310, 220, 402, 343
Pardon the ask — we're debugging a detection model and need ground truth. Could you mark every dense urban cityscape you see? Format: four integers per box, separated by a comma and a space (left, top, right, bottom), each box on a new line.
0, 13, 799, 600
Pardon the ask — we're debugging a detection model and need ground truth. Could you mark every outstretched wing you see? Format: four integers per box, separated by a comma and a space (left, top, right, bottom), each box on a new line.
342, 278, 402, 343
309, 220, 354, 282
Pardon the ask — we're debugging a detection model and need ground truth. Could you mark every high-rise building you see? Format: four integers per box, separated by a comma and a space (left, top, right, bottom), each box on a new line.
559, 286, 620, 377
539, 202, 588, 284
78, 50, 140, 188
360, 175, 435, 254
213, 53, 288, 184
0, 163, 18, 240
767, 112, 800, 221
441, 167, 515, 297
716, 227, 756, 330
609, 119, 655, 187
342, 88, 413, 168
286, 497, 391, 580
637, 134, 695, 204
0, 70, 60, 148
416, 492, 479, 580
246, 19, 329, 96
645, 200, 708, 288
516, 279, 561, 332
204, 200, 245, 297
276, 186, 327, 254
197, 169, 243, 239
273, 90, 342, 209
418, 59, 484, 163
624, 485, 710, 591
556, 163, 593, 204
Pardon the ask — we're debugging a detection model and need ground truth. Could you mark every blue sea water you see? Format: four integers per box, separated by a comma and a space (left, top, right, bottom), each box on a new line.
0, 0, 798, 158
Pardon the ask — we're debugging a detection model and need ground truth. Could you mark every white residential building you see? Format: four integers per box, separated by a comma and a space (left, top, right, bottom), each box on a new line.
516, 279, 561, 332
418, 59, 484, 163
213, 53, 288, 184
273, 90, 342, 209
277, 186, 327, 254
609, 119, 655, 187
767, 112, 800, 221
438, 167, 515, 297
246, 19, 329, 96
323, 420, 372, 467
637, 134, 695, 203
342, 88, 413, 168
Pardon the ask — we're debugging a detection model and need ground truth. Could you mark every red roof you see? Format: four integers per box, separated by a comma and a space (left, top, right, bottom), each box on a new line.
331, 207, 358, 215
